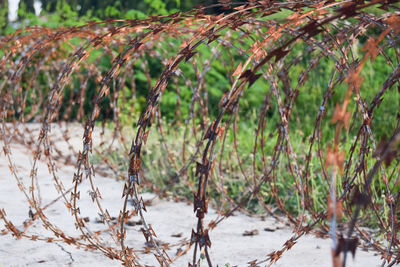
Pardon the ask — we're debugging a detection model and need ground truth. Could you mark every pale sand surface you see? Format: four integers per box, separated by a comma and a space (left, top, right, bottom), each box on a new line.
0, 123, 381, 266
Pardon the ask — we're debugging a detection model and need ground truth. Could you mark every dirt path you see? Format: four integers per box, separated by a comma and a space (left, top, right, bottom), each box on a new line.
0, 123, 381, 266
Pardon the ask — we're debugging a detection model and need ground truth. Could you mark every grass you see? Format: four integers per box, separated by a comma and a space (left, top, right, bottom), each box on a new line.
98, 109, 398, 230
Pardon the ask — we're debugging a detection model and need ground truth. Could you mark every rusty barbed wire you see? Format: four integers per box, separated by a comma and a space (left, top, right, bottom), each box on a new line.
1, 1, 399, 266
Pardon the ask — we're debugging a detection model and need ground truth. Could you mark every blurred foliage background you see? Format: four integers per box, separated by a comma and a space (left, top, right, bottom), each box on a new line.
0, 0, 227, 33
1, 0, 398, 140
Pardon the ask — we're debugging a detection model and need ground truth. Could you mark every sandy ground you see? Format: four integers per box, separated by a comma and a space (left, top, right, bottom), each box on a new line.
0, 123, 382, 266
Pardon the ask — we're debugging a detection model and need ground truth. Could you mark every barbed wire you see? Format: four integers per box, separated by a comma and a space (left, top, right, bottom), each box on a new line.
1, 1, 399, 266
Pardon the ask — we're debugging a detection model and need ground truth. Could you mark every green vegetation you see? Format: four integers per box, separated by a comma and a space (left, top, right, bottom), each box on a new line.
0, 0, 8, 30
1, 0, 208, 34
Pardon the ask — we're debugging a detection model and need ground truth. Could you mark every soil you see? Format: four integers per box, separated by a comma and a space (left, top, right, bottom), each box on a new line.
0, 123, 381, 266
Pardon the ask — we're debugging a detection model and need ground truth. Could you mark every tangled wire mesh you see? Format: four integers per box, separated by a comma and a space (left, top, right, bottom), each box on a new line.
1, 1, 400, 266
